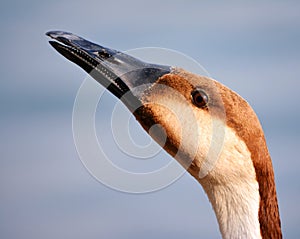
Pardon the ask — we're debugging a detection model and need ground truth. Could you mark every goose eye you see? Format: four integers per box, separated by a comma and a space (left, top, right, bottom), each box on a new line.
191, 89, 208, 108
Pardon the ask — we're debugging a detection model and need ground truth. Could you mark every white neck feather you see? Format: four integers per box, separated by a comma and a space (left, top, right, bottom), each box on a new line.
205, 179, 261, 239
197, 125, 262, 239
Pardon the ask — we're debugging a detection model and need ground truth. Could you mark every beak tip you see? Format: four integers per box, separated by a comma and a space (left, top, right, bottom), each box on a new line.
45, 30, 59, 38
45, 30, 72, 40
48, 40, 59, 49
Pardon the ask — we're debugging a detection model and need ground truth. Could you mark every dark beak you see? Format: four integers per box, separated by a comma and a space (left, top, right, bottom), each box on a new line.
46, 31, 171, 111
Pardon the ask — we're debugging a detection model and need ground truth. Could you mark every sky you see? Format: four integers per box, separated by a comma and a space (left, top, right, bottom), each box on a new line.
1, 0, 300, 238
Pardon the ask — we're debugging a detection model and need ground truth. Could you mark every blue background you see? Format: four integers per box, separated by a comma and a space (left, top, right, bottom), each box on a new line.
1, 1, 299, 238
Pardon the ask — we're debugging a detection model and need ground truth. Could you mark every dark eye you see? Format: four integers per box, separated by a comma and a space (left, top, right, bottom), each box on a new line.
191, 89, 208, 108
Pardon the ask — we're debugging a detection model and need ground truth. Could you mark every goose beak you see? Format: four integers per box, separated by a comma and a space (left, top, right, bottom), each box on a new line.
46, 31, 171, 111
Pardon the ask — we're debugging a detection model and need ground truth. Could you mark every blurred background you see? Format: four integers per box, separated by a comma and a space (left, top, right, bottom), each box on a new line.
1, 0, 299, 238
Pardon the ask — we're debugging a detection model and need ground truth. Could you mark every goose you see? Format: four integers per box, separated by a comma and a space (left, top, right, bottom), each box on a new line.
46, 31, 282, 239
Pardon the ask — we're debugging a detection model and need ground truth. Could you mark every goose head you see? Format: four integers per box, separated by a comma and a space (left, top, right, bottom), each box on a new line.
47, 31, 282, 239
